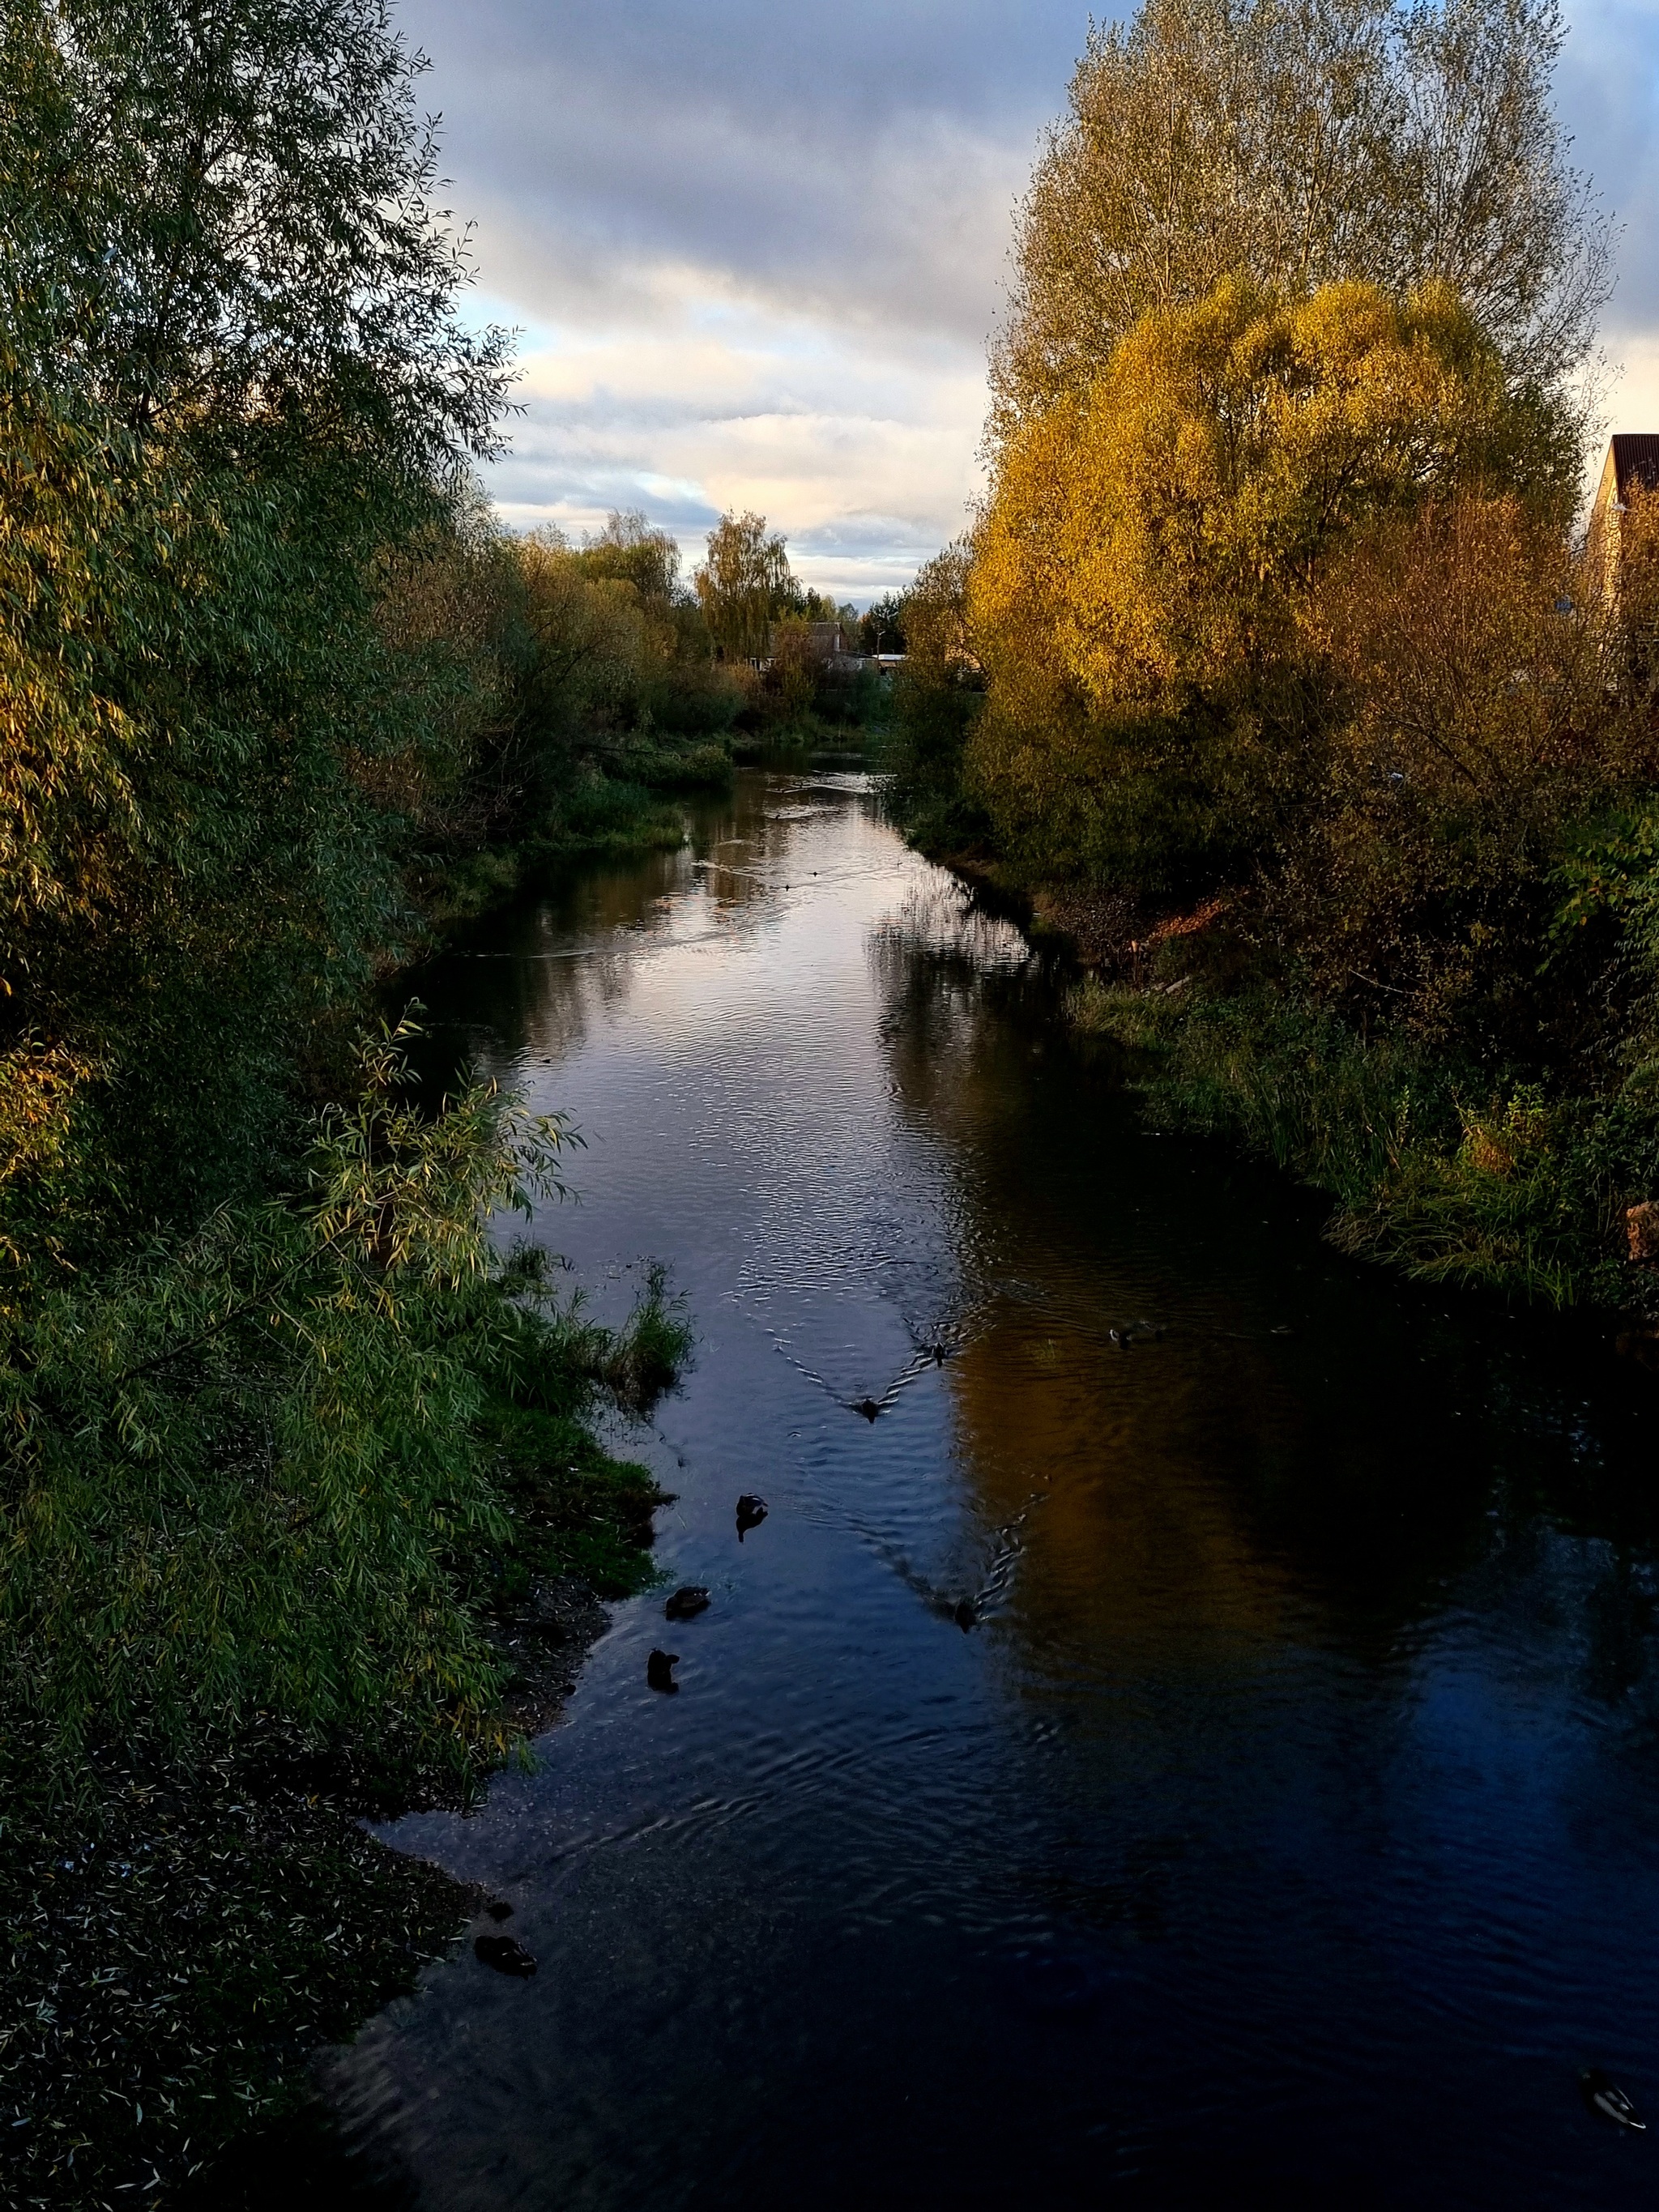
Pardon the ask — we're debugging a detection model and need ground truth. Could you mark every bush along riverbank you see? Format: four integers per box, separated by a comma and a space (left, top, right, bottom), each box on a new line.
0, 5, 701, 2202
886, 0, 1659, 1315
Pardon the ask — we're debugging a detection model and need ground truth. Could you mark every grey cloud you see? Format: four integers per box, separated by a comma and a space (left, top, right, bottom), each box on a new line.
406, 0, 1659, 346
1556, 2, 1659, 330
400, 0, 1083, 341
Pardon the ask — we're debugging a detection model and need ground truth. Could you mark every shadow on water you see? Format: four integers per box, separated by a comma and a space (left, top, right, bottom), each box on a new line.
224, 769, 1659, 2210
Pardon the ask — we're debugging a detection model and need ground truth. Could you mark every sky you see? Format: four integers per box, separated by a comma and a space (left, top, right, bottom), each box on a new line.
399, 0, 1659, 607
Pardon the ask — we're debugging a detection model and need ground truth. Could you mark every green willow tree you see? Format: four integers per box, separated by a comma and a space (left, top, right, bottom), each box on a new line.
695, 509, 798, 660
0, 0, 514, 1238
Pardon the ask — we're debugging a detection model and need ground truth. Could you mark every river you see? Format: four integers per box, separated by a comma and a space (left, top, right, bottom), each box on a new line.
293, 768, 1659, 2206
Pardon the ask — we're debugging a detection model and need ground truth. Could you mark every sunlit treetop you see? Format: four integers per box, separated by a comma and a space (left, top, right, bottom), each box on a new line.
971, 278, 1576, 722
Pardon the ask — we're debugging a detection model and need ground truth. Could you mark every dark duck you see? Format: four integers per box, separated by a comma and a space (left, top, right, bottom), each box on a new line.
1580, 2068, 1645, 2130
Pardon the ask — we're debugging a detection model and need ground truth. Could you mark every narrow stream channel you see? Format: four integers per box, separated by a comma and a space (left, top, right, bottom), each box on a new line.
294, 769, 1659, 2207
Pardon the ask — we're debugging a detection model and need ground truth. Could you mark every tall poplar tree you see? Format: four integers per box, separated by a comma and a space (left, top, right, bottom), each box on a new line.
992, 0, 1611, 439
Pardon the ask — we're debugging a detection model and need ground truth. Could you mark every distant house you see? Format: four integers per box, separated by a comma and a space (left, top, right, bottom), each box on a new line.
1588, 433, 1659, 602
766, 619, 856, 660
757, 620, 906, 675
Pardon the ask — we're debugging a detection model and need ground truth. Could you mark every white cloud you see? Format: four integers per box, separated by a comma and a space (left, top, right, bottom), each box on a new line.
485, 288, 987, 595
398, 0, 1069, 599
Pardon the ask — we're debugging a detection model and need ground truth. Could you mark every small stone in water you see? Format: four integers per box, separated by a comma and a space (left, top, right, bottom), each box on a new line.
485, 1899, 514, 1922
665, 1586, 710, 1620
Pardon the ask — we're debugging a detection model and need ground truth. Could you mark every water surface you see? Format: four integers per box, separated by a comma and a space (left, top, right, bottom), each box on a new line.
307, 771, 1659, 2206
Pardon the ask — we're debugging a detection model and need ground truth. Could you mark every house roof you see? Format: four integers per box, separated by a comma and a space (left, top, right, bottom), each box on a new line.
1610, 433, 1659, 504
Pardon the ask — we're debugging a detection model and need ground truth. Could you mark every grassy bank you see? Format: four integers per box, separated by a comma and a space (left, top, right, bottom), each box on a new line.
421, 739, 736, 928
1068, 963, 1659, 1311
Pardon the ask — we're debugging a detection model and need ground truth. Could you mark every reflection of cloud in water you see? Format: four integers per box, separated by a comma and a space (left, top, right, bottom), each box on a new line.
418, 776, 895, 1089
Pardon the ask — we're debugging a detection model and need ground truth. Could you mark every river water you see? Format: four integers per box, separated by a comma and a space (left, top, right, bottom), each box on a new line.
309, 769, 1659, 2206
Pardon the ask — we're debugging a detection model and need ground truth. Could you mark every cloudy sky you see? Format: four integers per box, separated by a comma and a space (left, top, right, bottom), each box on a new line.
399, 0, 1659, 607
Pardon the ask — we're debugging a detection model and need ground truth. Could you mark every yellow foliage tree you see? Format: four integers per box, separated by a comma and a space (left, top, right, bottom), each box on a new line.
965, 278, 1574, 889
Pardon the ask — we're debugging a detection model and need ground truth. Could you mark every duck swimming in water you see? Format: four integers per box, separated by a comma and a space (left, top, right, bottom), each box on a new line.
474, 1933, 536, 1977
1580, 2068, 1646, 2130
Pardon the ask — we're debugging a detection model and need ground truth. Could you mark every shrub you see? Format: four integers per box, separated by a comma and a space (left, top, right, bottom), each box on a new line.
0, 1033, 689, 1795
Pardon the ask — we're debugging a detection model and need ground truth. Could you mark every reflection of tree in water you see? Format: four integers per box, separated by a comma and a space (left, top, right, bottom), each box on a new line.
406, 774, 867, 1088
1581, 1548, 1659, 1728
864, 867, 1659, 1704
412, 779, 1659, 1745
864, 876, 1305, 1673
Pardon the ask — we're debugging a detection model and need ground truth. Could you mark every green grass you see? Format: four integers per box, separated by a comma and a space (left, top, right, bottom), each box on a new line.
420, 743, 737, 928
1070, 974, 1659, 1307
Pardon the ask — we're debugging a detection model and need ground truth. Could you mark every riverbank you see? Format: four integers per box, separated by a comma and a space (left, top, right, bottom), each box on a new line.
889, 730, 1659, 1309
419, 740, 737, 929
425, 723, 887, 933
0, 1050, 689, 2211
3, 1544, 653, 2212
985, 865, 1659, 1314
2, 1417, 680, 2212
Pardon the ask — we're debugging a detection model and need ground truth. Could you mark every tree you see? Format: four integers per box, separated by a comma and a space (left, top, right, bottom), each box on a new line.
1288, 494, 1640, 1029
578, 509, 684, 607
992, 0, 1610, 441
0, 0, 516, 1242
860, 593, 908, 654
966, 278, 1573, 889
694, 509, 796, 661
0, 0, 511, 470
885, 542, 986, 848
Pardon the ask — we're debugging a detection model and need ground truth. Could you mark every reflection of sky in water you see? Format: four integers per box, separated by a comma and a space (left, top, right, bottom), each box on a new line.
292, 770, 1659, 2212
